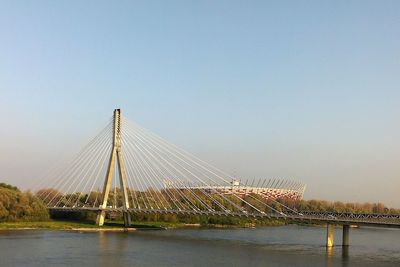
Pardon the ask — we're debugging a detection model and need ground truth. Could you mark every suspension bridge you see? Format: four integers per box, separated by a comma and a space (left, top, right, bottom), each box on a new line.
35, 109, 400, 247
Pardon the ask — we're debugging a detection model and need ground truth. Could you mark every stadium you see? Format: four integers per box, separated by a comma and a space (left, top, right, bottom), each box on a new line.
171, 179, 306, 201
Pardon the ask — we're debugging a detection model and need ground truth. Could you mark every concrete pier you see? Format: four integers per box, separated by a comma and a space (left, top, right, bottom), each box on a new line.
342, 225, 350, 246
123, 211, 131, 227
326, 224, 334, 247
96, 210, 106, 226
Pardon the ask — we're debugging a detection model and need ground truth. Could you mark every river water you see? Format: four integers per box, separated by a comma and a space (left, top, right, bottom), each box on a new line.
0, 225, 399, 267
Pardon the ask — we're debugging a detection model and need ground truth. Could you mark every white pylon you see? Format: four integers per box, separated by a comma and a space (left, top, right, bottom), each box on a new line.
96, 109, 131, 226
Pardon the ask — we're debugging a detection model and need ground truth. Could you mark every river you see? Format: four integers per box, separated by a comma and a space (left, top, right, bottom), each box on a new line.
1, 225, 399, 266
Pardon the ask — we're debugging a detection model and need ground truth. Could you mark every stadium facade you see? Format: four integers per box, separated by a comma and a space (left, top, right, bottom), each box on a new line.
172, 179, 306, 200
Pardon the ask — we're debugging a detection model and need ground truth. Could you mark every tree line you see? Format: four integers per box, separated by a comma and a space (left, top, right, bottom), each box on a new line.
36, 186, 400, 215
0, 183, 48, 222
1, 182, 399, 224
36, 186, 400, 224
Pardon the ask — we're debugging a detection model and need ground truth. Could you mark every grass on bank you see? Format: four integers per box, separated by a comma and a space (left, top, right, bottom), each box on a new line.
0, 220, 113, 230
0, 219, 289, 230
0, 220, 188, 230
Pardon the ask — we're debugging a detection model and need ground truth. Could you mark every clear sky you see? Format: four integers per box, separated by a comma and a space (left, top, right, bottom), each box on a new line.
0, 1, 399, 207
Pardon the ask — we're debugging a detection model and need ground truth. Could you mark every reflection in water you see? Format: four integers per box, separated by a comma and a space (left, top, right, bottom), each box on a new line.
325, 246, 350, 267
98, 232, 111, 267
0, 225, 399, 267
325, 246, 334, 267
98, 232, 128, 267
342, 246, 350, 267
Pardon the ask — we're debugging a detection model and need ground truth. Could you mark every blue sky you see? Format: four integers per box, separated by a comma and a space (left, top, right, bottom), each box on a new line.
0, 1, 399, 206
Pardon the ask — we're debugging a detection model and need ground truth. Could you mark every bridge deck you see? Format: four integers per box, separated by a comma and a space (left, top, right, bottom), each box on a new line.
48, 207, 400, 228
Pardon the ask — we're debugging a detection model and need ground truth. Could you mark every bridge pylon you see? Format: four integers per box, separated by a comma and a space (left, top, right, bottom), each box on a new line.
96, 109, 131, 227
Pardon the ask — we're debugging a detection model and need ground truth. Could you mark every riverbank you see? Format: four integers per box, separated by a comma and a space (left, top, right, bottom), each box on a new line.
0, 220, 188, 231
0, 219, 287, 231
0, 221, 123, 231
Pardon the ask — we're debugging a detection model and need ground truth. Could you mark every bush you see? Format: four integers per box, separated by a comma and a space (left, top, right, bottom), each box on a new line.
0, 183, 49, 222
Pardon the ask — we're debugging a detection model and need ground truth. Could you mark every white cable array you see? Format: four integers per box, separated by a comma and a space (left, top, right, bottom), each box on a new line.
123, 119, 301, 215
37, 113, 306, 217
39, 120, 113, 207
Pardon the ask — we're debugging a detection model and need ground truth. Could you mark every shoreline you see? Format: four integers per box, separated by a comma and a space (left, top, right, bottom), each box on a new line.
0, 220, 315, 232
0, 227, 137, 232
0, 221, 273, 231
67, 228, 137, 232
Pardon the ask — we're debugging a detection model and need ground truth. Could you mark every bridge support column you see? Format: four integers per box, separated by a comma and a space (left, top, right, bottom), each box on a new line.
96, 109, 131, 227
123, 211, 131, 227
342, 225, 350, 246
96, 210, 106, 226
326, 224, 334, 247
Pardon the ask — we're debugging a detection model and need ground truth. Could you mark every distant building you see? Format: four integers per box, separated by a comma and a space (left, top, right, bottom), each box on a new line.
169, 179, 306, 200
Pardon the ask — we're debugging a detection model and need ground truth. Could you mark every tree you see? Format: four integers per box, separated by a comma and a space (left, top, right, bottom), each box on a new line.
0, 184, 49, 222
36, 188, 63, 206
